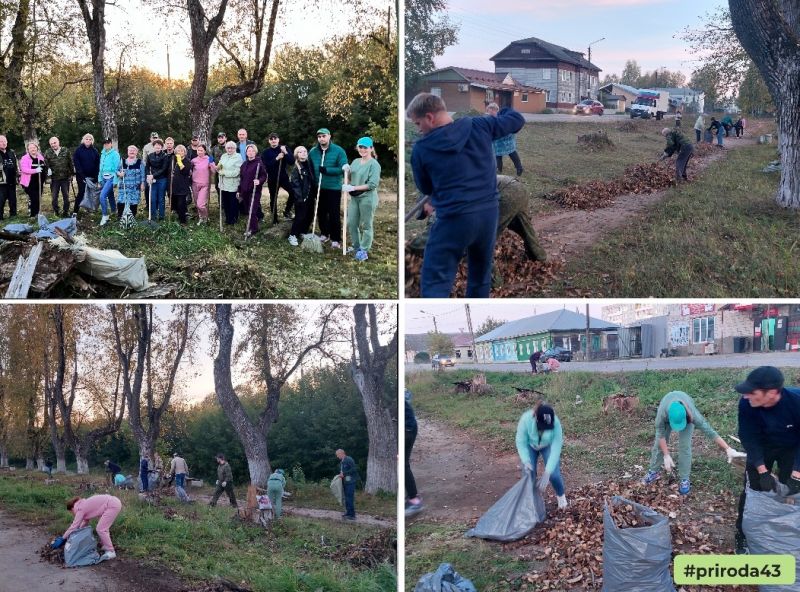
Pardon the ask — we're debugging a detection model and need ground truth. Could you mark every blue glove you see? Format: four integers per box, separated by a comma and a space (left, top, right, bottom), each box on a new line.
51, 536, 65, 549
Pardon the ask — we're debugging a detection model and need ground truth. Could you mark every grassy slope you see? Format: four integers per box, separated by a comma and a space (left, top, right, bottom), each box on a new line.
9, 182, 398, 298
404, 367, 792, 591
0, 474, 395, 592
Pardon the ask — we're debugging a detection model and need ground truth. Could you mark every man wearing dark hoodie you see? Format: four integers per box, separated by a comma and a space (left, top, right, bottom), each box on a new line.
407, 93, 525, 297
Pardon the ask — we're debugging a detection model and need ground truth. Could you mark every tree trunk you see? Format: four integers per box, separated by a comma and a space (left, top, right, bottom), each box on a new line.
729, 0, 800, 207
25, 457, 34, 470
36, 456, 44, 470
353, 369, 398, 493
0, 447, 8, 468
56, 454, 66, 473
75, 454, 89, 475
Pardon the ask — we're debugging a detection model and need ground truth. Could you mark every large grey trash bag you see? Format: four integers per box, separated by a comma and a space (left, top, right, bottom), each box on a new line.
602, 496, 675, 592
743, 483, 800, 592
80, 178, 100, 211
330, 474, 344, 506
64, 525, 101, 567
465, 471, 546, 542
414, 563, 477, 592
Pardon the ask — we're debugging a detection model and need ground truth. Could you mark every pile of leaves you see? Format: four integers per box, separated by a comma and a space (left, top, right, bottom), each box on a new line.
502, 479, 744, 591
39, 542, 64, 565
607, 501, 649, 529
545, 161, 676, 210
692, 143, 718, 158
331, 529, 396, 569
577, 130, 615, 151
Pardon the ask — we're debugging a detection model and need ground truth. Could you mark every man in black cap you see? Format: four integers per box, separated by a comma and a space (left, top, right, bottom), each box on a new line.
211, 132, 227, 198
260, 133, 295, 223
187, 135, 200, 161
734, 366, 800, 554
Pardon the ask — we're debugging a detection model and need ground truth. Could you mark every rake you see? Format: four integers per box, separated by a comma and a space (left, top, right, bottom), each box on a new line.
301, 148, 326, 253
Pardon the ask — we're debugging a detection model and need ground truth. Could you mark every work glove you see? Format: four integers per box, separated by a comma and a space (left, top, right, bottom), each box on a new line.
215, 479, 220, 486
342, 163, 351, 173
51, 536, 65, 549
663, 454, 675, 472
725, 448, 746, 463
537, 471, 550, 493
658, 152, 668, 162
221, 481, 227, 488
759, 471, 777, 492
788, 477, 800, 496
524, 462, 533, 473
319, 166, 328, 174
342, 184, 355, 192
176, 154, 184, 169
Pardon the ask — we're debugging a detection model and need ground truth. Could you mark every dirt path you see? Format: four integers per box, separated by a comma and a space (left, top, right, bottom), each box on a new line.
532, 134, 762, 260
0, 508, 187, 592
409, 417, 521, 523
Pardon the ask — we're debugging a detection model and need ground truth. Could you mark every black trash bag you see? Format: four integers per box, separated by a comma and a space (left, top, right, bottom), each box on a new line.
414, 563, 477, 592
465, 471, 546, 542
602, 496, 675, 592
743, 483, 800, 592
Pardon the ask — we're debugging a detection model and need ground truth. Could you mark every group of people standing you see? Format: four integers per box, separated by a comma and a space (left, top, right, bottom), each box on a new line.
0, 126, 382, 261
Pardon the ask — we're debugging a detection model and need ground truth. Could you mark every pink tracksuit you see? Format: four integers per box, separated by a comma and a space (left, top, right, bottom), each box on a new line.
63, 494, 122, 552
191, 156, 214, 221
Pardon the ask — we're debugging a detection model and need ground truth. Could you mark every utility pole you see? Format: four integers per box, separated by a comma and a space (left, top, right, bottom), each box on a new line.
587, 37, 605, 99
465, 304, 478, 363
421, 310, 438, 333
585, 303, 591, 362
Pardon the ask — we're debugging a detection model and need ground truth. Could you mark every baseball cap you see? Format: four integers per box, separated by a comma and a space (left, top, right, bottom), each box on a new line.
217, 132, 226, 138
356, 136, 373, 148
268, 133, 279, 139
102, 137, 112, 144
191, 135, 199, 140
150, 132, 159, 138
536, 404, 555, 431
316, 128, 331, 136
735, 366, 784, 394
668, 401, 687, 431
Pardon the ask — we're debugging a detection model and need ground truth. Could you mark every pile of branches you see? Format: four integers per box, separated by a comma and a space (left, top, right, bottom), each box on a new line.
39, 542, 64, 565
405, 234, 564, 298
331, 529, 396, 569
577, 130, 615, 152
545, 161, 676, 210
506, 480, 739, 591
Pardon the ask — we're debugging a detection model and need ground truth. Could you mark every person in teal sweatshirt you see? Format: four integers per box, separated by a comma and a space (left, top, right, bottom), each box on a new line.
342, 136, 381, 261
643, 390, 744, 495
97, 138, 121, 226
516, 403, 567, 509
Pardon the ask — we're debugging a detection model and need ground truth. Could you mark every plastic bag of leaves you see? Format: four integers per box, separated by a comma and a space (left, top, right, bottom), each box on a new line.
414, 563, 477, 592
602, 496, 675, 592
743, 482, 800, 592
465, 471, 546, 542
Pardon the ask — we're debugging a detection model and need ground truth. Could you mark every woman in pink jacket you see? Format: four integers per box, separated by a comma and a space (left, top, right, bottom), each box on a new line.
190, 144, 215, 225
19, 142, 46, 217
52, 494, 122, 561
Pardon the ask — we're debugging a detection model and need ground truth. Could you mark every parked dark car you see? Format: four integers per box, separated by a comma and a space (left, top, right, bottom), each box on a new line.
573, 99, 604, 116
541, 347, 572, 362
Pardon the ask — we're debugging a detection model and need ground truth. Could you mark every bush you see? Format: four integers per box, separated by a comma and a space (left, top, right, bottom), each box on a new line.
540, 108, 555, 114
414, 352, 430, 364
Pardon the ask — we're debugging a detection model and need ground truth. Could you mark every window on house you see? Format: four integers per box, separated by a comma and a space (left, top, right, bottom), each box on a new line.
430, 87, 442, 97
486, 89, 494, 101
693, 317, 715, 342
522, 93, 528, 103
542, 69, 551, 80
521, 48, 531, 54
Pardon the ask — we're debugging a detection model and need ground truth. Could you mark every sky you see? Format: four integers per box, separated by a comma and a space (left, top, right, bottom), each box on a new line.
102, 0, 393, 79
433, 0, 722, 81
405, 301, 606, 335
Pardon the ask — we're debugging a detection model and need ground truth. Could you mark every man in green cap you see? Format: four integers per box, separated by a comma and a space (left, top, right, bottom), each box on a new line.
642, 391, 744, 495
309, 128, 348, 249
409, 175, 546, 287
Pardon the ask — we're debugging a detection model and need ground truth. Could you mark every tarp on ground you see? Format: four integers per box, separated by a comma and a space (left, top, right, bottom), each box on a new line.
465, 471, 546, 542
743, 483, 800, 592
35, 214, 77, 240
414, 563, 477, 592
64, 526, 100, 568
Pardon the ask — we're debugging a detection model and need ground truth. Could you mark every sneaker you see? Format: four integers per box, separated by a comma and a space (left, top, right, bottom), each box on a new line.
346, 246, 355, 254
283, 212, 293, 220
330, 241, 341, 249
679, 479, 691, 495
557, 494, 568, 510
343, 515, 356, 521
319, 235, 329, 243
405, 502, 424, 517
355, 249, 369, 262
288, 235, 298, 246
642, 470, 661, 484
98, 551, 117, 562
100, 215, 109, 226
735, 533, 749, 555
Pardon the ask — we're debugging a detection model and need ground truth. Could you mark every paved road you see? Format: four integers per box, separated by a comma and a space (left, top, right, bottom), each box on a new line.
521, 113, 677, 123
407, 351, 800, 374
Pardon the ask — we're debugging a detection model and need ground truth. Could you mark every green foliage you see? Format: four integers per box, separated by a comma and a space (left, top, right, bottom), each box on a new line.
404, 0, 459, 92
620, 60, 642, 87
618, 59, 685, 89
690, 64, 723, 111
413, 352, 430, 364
426, 331, 454, 356
475, 317, 506, 338
738, 61, 774, 115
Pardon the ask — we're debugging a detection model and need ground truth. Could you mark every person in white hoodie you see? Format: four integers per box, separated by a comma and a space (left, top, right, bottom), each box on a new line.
693, 114, 705, 143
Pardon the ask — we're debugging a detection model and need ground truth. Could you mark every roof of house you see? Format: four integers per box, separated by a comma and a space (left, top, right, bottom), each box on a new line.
491, 37, 601, 72
605, 94, 626, 101
652, 87, 705, 97
475, 309, 618, 343
405, 332, 475, 351
599, 83, 640, 96
424, 66, 545, 93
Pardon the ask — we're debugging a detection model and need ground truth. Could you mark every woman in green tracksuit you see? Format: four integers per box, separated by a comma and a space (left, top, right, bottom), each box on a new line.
342, 136, 381, 262
267, 469, 286, 518
643, 391, 744, 495
515, 403, 567, 509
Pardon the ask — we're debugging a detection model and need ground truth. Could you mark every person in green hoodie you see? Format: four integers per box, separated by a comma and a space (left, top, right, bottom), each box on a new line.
516, 403, 567, 509
342, 136, 381, 261
308, 128, 348, 249
266, 469, 286, 518
642, 391, 745, 495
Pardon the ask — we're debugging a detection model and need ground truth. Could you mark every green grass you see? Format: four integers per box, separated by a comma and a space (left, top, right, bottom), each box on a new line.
404, 367, 791, 589
0, 472, 395, 592
9, 184, 397, 298
290, 480, 396, 519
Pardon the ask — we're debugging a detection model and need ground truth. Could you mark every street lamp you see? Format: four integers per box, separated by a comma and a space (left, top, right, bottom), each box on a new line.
587, 37, 605, 99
